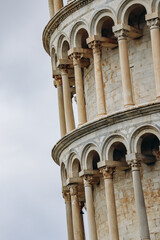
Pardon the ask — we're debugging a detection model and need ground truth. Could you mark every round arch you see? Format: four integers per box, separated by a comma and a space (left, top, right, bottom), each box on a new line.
130, 124, 160, 153
67, 152, 81, 178
89, 8, 116, 36
102, 134, 128, 161
117, 0, 151, 24
69, 20, 89, 48
57, 34, 70, 59
81, 143, 101, 170
50, 46, 57, 72
60, 162, 67, 186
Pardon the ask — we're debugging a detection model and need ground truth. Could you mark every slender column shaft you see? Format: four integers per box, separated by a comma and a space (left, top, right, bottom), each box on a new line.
101, 167, 119, 240
89, 41, 106, 116
61, 68, 75, 133
147, 18, 160, 100
54, 0, 63, 14
79, 203, 86, 240
84, 176, 98, 240
130, 160, 150, 240
55, 77, 66, 137
48, 0, 54, 18
70, 185, 84, 240
116, 29, 134, 107
63, 192, 74, 240
73, 56, 87, 126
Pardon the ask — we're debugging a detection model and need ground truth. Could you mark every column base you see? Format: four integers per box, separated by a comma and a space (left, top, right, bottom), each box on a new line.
124, 103, 134, 108
156, 96, 160, 101
78, 122, 86, 127
97, 112, 107, 119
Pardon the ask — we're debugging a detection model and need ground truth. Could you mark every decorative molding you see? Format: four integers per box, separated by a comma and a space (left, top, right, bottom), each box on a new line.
52, 102, 160, 165
42, 0, 94, 55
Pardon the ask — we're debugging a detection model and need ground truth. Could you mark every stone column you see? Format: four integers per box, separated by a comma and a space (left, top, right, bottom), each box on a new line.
84, 176, 98, 240
88, 41, 106, 116
63, 192, 74, 240
48, 0, 54, 18
60, 68, 75, 133
54, 0, 63, 14
55, 76, 66, 137
101, 167, 119, 240
147, 18, 160, 100
115, 29, 134, 107
129, 159, 150, 240
79, 202, 86, 240
72, 54, 87, 126
70, 185, 84, 240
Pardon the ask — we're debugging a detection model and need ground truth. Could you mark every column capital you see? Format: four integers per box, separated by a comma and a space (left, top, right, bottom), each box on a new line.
113, 24, 142, 39
54, 75, 62, 87
126, 153, 142, 170
71, 53, 83, 67
100, 167, 115, 179
70, 184, 78, 196
83, 175, 94, 187
87, 40, 102, 54
114, 28, 129, 40
147, 17, 160, 30
63, 191, 71, 203
129, 159, 141, 170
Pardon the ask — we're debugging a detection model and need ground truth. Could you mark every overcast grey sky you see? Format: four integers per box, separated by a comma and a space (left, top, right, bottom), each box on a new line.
0, 0, 72, 239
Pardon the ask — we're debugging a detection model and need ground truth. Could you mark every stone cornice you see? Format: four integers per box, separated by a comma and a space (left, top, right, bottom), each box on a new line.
52, 102, 160, 165
42, 0, 94, 55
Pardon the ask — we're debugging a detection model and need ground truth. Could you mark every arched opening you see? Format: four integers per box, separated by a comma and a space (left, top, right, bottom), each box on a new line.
75, 28, 89, 49
140, 133, 159, 160
61, 40, 70, 59
96, 16, 115, 39
109, 142, 127, 162
72, 158, 81, 177
61, 163, 67, 186
51, 48, 57, 72
86, 150, 100, 170
127, 4, 147, 30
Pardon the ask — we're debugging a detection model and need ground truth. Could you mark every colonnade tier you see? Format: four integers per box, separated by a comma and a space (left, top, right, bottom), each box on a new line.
43, 1, 160, 239
62, 156, 153, 240
53, 13, 160, 137
52, 105, 160, 240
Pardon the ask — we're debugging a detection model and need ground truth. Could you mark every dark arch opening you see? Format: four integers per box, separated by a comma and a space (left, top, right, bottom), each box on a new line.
87, 150, 100, 170
62, 40, 70, 59
72, 158, 81, 177
141, 133, 159, 159
101, 17, 115, 38
112, 142, 127, 162
76, 28, 89, 49
128, 4, 146, 30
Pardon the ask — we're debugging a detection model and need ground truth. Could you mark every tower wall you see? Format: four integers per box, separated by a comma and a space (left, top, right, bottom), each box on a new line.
43, 0, 160, 239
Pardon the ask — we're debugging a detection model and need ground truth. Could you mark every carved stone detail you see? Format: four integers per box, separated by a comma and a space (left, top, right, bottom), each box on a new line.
63, 191, 71, 202
100, 167, 115, 179
147, 18, 160, 30
70, 185, 78, 196
54, 75, 62, 86
129, 159, 141, 170
114, 29, 129, 40
83, 175, 94, 187
88, 40, 102, 54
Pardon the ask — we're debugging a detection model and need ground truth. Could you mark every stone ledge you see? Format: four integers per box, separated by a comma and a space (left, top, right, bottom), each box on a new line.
52, 102, 160, 165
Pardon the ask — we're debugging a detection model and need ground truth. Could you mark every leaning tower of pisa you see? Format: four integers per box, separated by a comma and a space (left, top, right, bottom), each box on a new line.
43, 0, 160, 239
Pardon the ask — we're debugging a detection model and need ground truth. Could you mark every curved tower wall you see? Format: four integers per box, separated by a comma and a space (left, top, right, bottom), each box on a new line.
43, 0, 160, 239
